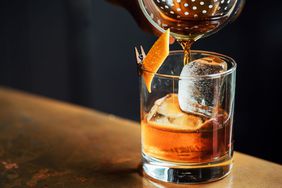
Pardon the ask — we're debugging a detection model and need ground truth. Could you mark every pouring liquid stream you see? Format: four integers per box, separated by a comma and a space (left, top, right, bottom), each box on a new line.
178, 39, 194, 65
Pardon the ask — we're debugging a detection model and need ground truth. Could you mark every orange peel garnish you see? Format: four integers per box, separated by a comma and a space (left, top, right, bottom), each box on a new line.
142, 29, 170, 93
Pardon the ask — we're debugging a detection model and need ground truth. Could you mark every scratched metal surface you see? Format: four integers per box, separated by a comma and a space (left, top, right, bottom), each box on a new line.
0, 87, 282, 188
0, 88, 142, 188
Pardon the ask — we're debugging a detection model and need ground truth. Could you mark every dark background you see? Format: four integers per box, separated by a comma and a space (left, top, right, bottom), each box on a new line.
1, 0, 282, 164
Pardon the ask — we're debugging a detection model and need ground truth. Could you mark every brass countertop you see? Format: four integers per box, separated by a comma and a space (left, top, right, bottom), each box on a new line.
0, 87, 281, 188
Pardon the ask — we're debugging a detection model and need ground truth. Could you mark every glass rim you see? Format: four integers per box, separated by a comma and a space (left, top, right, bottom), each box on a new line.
140, 50, 237, 79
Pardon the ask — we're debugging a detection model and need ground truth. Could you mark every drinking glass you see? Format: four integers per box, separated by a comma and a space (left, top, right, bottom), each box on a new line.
140, 50, 236, 183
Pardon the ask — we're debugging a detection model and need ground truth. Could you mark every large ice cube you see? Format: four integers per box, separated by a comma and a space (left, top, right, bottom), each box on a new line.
147, 94, 206, 131
178, 56, 227, 117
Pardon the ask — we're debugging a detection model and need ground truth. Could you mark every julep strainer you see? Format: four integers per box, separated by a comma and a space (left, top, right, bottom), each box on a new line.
138, 0, 245, 41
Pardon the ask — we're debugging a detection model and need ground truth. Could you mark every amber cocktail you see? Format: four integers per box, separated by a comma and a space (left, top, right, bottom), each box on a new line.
140, 50, 236, 183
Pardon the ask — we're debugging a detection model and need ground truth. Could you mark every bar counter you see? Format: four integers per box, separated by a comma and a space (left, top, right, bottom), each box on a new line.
0, 87, 281, 187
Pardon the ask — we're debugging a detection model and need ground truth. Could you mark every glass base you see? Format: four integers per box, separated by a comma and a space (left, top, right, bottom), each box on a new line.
142, 153, 233, 184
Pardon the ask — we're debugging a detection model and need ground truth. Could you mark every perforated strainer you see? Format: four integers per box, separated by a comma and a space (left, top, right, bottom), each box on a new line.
139, 0, 245, 40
